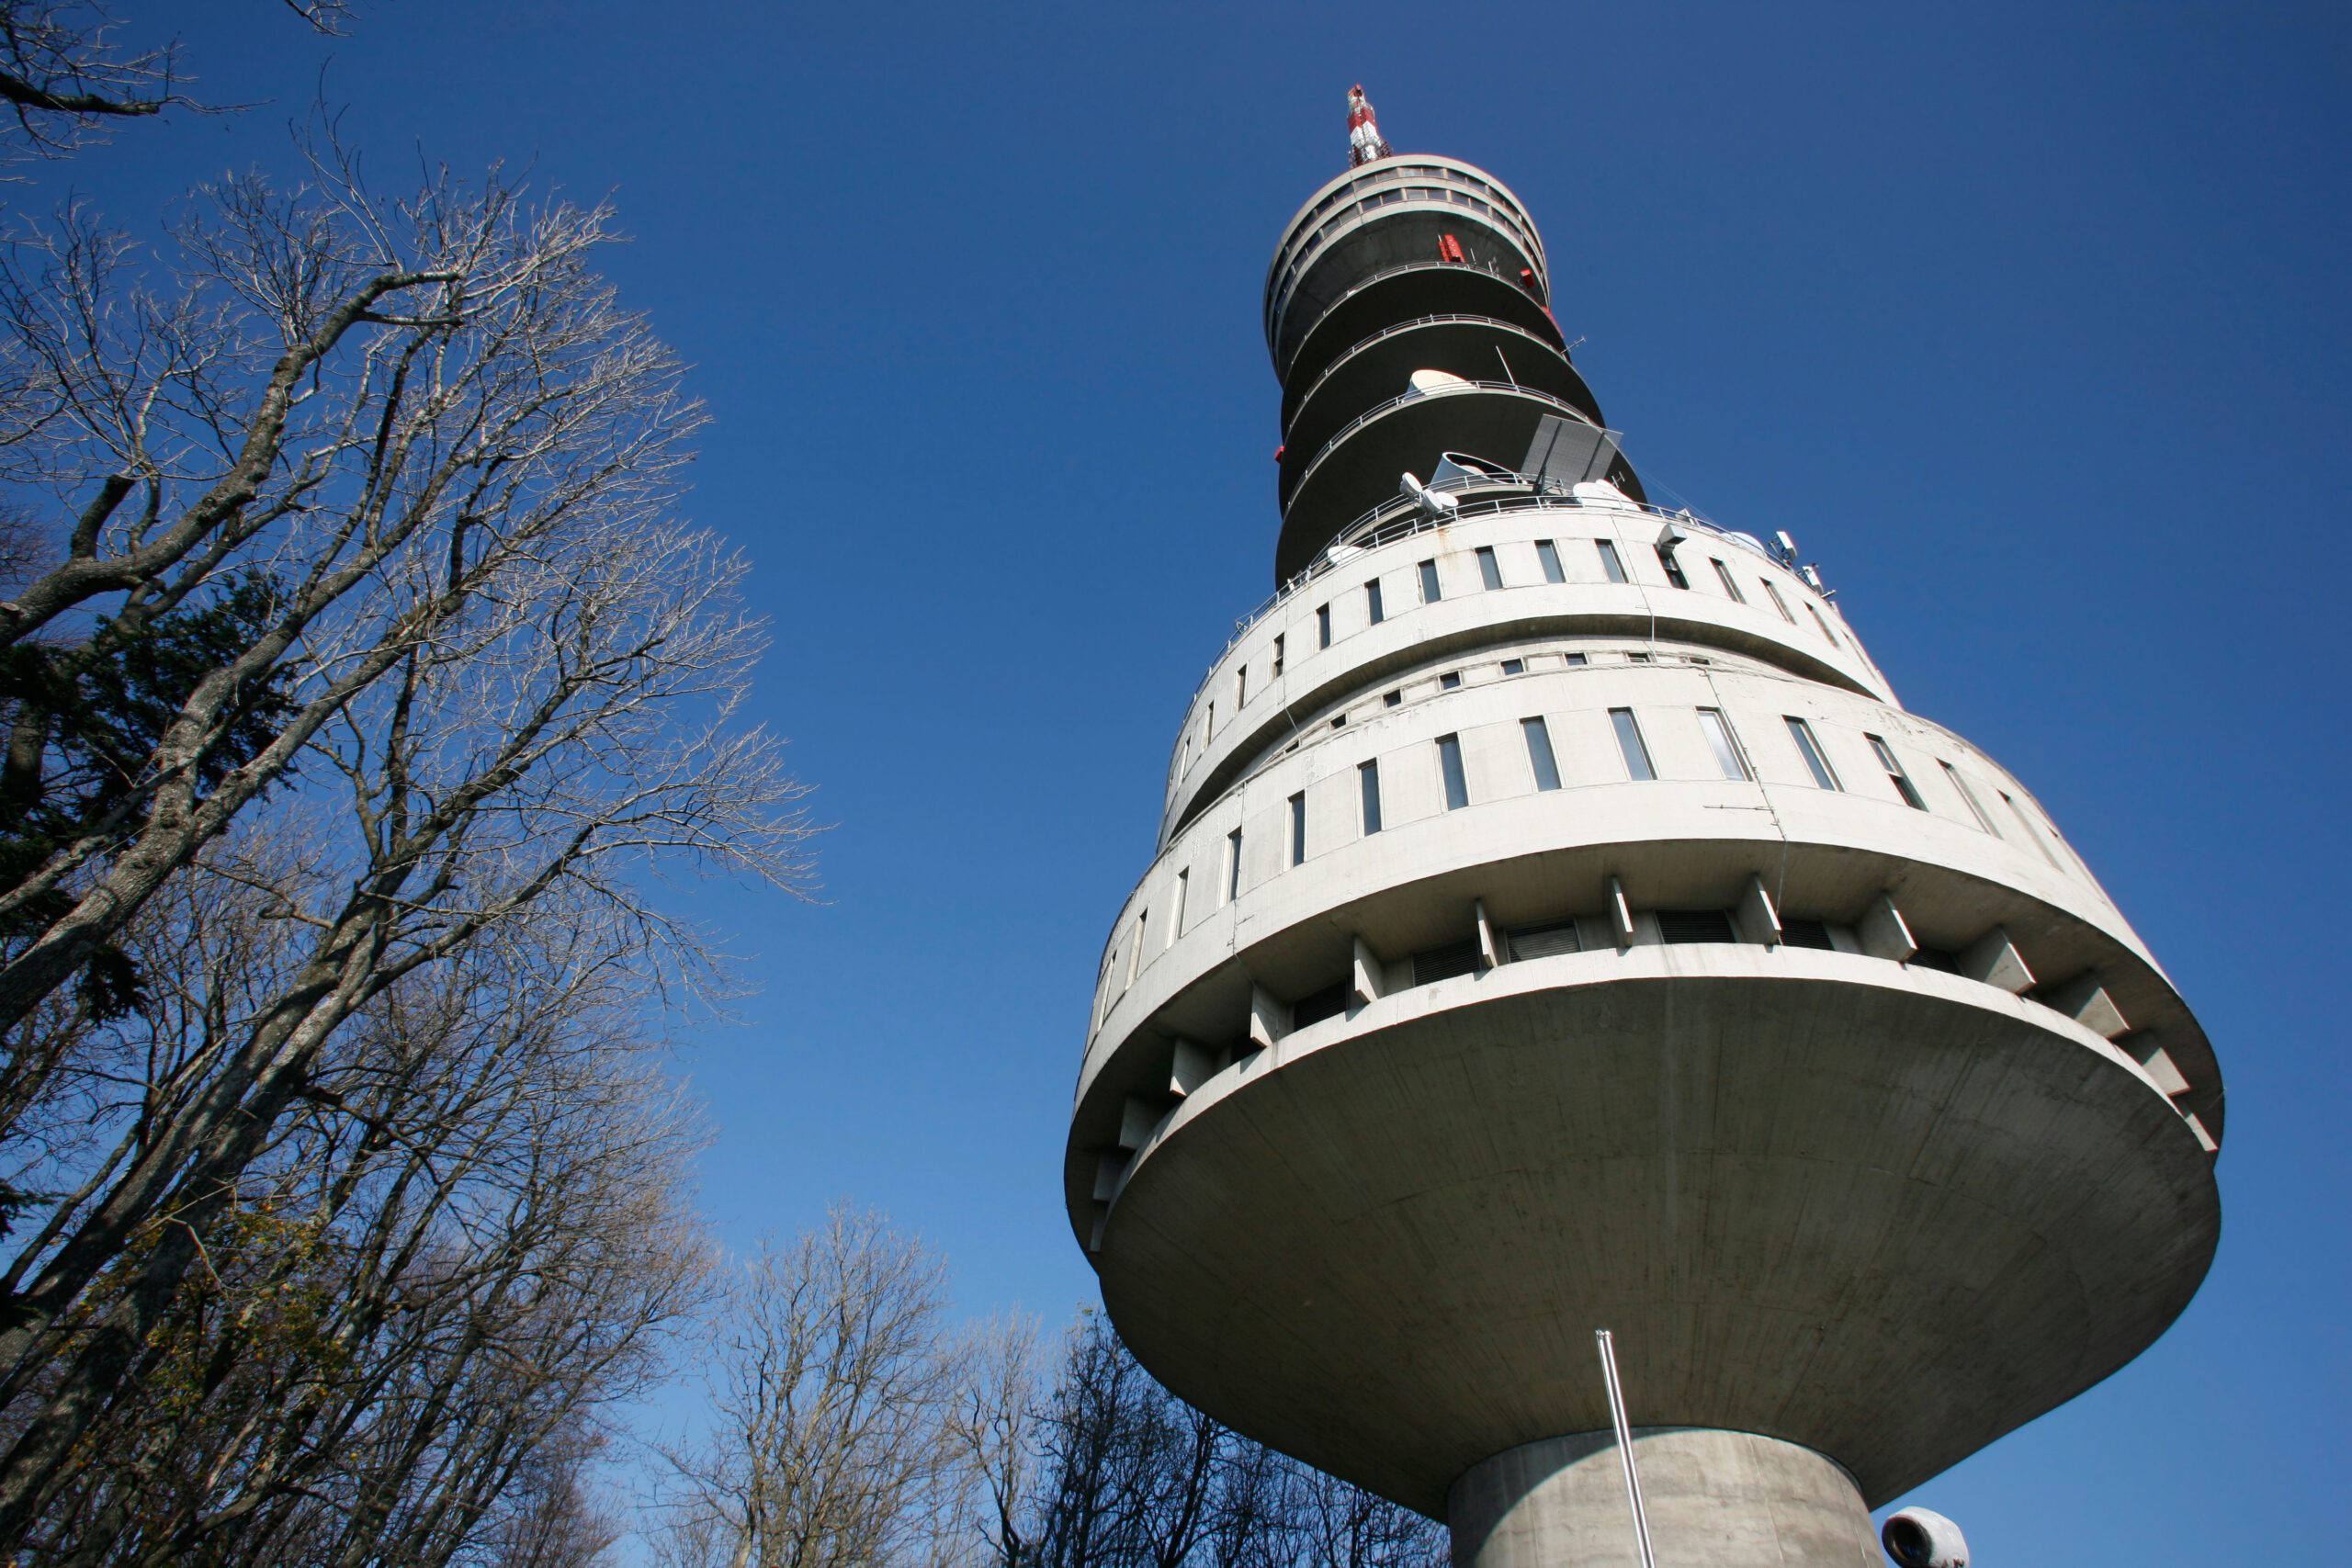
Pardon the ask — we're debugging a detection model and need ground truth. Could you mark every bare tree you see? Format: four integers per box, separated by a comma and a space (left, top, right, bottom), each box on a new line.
5, 854, 712, 1566
1020, 1315, 1444, 1568
0, 141, 818, 1543
656, 1207, 972, 1568
945, 1314, 1043, 1568
0, 1, 354, 159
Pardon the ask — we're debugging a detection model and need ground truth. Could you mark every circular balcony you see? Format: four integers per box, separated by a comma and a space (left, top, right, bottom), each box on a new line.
1280, 314, 1603, 457
1280, 263, 1566, 390
1277, 382, 1640, 580
1271, 209, 1544, 389
1265, 157, 1550, 361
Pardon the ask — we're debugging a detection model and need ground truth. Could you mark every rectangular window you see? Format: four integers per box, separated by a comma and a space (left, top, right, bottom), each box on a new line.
1384, 689, 1402, 707
1536, 538, 1565, 583
1867, 734, 1927, 808
1437, 734, 1469, 809
1565, 651, 1589, 667
1272, 634, 1284, 676
1206, 700, 1215, 735
1781, 917, 1835, 951
1168, 870, 1187, 947
1500, 658, 1524, 675
1412, 939, 1482, 987
1125, 910, 1147, 987
1596, 539, 1628, 583
1317, 603, 1332, 649
1711, 558, 1747, 603
1359, 761, 1383, 834
1806, 603, 1841, 647
1697, 708, 1750, 780
1610, 708, 1656, 781
1785, 716, 1841, 790
1289, 792, 1307, 866
1999, 790, 2064, 869
1763, 581, 1796, 623
1627, 650, 1653, 664
1522, 716, 1562, 790
1236, 666, 1248, 709
1419, 558, 1442, 604
1440, 671, 1462, 690
1291, 978, 1350, 1028
1476, 547, 1503, 591
1657, 908, 1736, 944
1226, 829, 1243, 903
1940, 761, 2000, 836
1508, 919, 1581, 961
1366, 580, 1385, 625
1655, 546, 1690, 589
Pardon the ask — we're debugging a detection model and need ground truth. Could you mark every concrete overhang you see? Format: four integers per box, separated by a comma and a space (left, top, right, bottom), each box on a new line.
1075, 823, 2223, 1145
1082, 951, 2222, 1516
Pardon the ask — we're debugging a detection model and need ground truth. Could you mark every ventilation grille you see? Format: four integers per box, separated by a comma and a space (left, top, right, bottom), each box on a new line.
1412, 940, 1481, 987
1508, 920, 1582, 962
1291, 979, 1350, 1028
1657, 909, 1736, 944
1781, 918, 1835, 951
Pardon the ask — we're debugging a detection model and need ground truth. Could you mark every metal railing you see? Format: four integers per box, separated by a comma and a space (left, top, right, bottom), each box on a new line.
1273, 257, 1563, 380
1283, 379, 1593, 503
1284, 312, 1589, 429
1266, 161, 1547, 322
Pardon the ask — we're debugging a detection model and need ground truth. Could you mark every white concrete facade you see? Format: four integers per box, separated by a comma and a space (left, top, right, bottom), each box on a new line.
1067, 151, 2222, 1553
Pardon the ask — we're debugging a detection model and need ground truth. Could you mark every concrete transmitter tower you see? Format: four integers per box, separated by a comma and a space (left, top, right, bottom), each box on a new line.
1065, 94, 2222, 1566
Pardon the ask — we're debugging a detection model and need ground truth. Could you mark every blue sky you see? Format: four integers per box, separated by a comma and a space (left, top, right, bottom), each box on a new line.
49, 1, 2352, 1560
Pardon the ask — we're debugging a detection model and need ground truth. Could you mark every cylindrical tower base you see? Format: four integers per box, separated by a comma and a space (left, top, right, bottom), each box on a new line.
1448, 1428, 1879, 1568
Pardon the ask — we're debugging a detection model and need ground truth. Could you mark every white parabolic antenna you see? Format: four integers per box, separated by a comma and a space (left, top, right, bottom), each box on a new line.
1406, 367, 1471, 397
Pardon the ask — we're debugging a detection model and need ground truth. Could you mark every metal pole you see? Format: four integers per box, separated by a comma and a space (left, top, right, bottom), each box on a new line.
1594, 1329, 1658, 1568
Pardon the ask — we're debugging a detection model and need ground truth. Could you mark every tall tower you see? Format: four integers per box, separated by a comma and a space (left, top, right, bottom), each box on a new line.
1065, 104, 2222, 1567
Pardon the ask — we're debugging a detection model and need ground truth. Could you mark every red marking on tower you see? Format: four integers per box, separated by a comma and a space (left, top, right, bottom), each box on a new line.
1347, 85, 1393, 168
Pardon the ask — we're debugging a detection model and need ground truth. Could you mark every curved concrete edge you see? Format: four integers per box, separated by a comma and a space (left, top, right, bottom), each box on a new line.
1264, 156, 1550, 333
1082, 943, 2202, 1235
1081, 963, 2222, 1510
1072, 825, 2217, 1152
1448, 1428, 1878, 1568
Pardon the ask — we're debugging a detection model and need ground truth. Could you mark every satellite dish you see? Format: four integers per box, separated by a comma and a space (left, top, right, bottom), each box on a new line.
1400, 472, 1460, 521
1431, 451, 1512, 486
1405, 368, 1471, 397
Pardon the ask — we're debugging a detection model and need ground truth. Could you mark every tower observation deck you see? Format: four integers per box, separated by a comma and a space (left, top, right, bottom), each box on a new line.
1066, 99, 2222, 1568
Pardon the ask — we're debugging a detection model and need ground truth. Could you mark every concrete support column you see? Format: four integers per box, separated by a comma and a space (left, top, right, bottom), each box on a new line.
1447, 1428, 1879, 1568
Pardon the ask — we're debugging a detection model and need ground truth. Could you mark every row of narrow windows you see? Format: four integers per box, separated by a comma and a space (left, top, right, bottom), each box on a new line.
1118, 709, 2077, 1018
1186, 536, 1845, 778
1321, 710, 2042, 847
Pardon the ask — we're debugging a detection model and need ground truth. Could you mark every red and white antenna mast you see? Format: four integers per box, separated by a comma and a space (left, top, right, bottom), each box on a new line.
1346, 84, 1392, 167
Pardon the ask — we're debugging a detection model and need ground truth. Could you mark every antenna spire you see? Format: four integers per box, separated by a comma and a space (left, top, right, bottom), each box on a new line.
1346, 85, 1392, 167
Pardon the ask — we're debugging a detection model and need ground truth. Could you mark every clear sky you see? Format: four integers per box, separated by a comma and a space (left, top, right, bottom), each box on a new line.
42, 1, 2350, 1561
